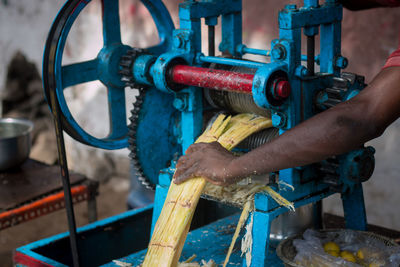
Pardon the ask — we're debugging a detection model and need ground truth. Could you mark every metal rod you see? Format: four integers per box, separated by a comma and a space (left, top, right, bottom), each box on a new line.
243, 47, 271, 57
198, 54, 265, 69
171, 65, 254, 93
313, 201, 323, 229
208, 25, 215, 57
301, 54, 319, 65
307, 35, 315, 76
236, 44, 271, 57
48, 89, 80, 266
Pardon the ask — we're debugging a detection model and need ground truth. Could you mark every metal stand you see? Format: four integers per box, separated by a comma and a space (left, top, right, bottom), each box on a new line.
342, 184, 367, 231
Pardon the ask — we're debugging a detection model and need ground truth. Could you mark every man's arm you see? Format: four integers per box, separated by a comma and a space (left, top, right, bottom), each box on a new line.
174, 66, 400, 185
340, 0, 400, 10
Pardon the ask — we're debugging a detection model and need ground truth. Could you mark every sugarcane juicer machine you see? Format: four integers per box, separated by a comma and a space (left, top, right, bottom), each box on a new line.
25, 0, 375, 266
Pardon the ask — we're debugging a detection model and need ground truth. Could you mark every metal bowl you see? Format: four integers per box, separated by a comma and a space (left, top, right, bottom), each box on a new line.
0, 118, 34, 171
276, 229, 399, 267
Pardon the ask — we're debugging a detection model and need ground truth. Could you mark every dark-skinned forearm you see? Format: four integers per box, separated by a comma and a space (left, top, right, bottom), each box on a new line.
229, 67, 400, 179
230, 103, 375, 178
339, 0, 392, 10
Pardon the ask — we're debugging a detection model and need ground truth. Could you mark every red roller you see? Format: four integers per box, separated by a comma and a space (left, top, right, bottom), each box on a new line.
170, 65, 254, 94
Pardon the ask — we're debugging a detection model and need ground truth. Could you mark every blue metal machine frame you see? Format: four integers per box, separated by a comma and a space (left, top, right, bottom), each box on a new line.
29, 0, 376, 266
147, 1, 374, 265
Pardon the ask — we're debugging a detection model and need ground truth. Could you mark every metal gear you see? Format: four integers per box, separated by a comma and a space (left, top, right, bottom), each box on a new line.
128, 89, 154, 190
317, 73, 366, 192
317, 72, 365, 109
119, 49, 155, 190
119, 48, 145, 88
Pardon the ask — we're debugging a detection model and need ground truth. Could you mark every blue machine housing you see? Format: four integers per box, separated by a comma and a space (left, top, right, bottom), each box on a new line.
30, 0, 376, 266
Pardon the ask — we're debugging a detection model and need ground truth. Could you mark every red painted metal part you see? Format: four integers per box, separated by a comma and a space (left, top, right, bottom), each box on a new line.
0, 185, 89, 231
171, 65, 254, 94
13, 251, 54, 267
275, 80, 291, 99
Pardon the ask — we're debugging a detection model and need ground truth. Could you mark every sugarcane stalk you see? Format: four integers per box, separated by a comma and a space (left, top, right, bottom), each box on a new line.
143, 114, 272, 267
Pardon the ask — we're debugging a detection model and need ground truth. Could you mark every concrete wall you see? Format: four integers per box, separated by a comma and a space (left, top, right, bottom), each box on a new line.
1, 0, 399, 230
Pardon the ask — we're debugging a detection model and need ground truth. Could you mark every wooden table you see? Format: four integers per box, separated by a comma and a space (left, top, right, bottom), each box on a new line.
0, 159, 98, 230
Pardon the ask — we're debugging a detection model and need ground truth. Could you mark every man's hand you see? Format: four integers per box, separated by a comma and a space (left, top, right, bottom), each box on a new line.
173, 142, 240, 186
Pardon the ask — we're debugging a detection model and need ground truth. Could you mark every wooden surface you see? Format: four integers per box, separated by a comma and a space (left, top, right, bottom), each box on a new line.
0, 159, 86, 211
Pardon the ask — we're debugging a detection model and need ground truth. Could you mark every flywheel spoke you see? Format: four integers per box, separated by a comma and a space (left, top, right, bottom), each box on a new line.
107, 85, 127, 139
61, 59, 99, 88
101, 0, 122, 46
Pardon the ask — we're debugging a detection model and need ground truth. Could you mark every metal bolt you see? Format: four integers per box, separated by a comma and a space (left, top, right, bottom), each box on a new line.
173, 97, 186, 110
274, 80, 291, 99
335, 56, 348, 69
236, 44, 246, 55
271, 46, 285, 60
272, 113, 285, 128
295, 65, 308, 78
173, 37, 182, 49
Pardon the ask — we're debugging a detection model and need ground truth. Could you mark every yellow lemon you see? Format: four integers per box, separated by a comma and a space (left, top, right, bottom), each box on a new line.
327, 250, 340, 257
356, 249, 364, 259
323, 242, 340, 253
340, 251, 356, 263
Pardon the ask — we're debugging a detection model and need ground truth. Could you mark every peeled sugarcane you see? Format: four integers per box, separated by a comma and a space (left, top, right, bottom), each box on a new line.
222, 200, 253, 267
221, 186, 294, 267
261, 186, 295, 211
142, 113, 272, 267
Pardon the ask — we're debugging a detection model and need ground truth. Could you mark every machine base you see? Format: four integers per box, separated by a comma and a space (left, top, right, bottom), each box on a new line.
15, 205, 284, 266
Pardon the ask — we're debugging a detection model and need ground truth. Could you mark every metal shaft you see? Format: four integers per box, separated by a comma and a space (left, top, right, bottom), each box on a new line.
307, 35, 315, 76
198, 55, 265, 69
48, 90, 80, 266
171, 65, 254, 94
208, 25, 215, 57
313, 201, 323, 229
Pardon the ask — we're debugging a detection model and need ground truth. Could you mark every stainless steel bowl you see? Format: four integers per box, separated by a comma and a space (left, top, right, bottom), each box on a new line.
270, 203, 315, 242
0, 118, 34, 171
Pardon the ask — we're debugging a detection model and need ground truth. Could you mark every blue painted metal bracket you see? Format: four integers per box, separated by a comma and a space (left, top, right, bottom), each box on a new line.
279, 4, 342, 29
342, 184, 367, 231
151, 169, 174, 234
178, 0, 242, 19
178, 0, 242, 56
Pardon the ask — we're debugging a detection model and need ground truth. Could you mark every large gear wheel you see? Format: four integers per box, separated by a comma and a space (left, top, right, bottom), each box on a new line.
128, 90, 150, 189
120, 49, 181, 189
119, 48, 150, 188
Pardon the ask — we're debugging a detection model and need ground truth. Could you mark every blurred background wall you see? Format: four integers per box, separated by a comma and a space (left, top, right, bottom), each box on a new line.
0, 0, 399, 233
